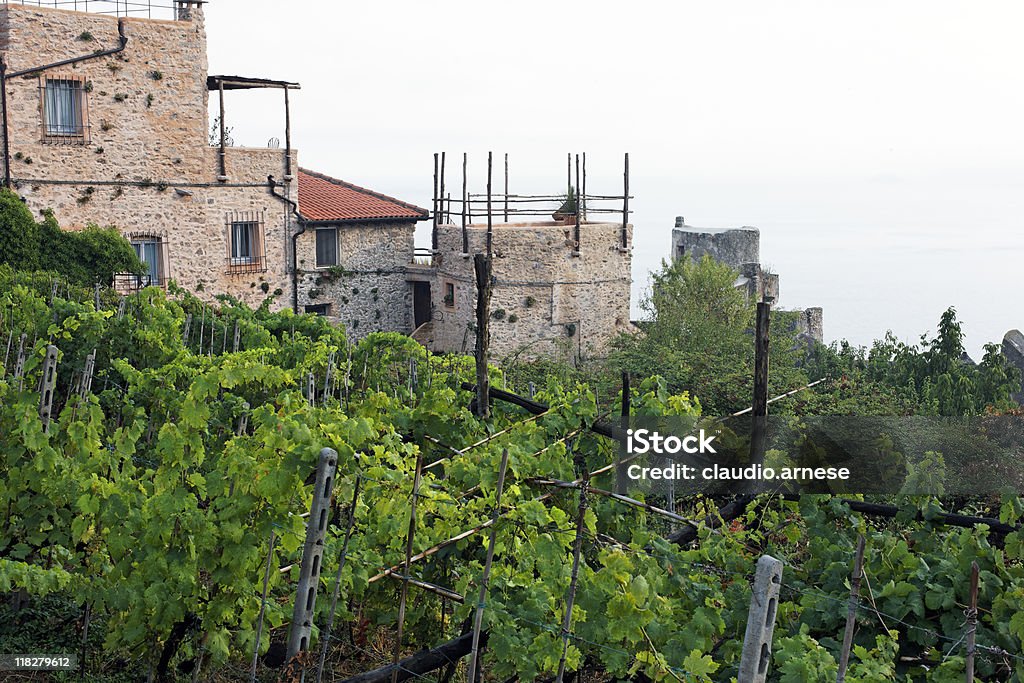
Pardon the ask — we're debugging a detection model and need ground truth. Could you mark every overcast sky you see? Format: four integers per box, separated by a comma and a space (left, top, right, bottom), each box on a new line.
204, 0, 1023, 357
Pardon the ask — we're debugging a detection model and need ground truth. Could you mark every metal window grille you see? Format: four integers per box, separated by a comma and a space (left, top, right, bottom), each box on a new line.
315, 228, 338, 268
40, 77, 89, 145
114, 234, 168, 292
225, 211, 267, 274
9, 1, 202, 21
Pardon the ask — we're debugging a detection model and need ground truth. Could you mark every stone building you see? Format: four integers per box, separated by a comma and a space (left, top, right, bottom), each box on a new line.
421, 218, 634, 361
293, 168, 428, 336
671, 218, 779, 303
0, 0, 431, 319
671, 216, 823, 343
0, 1, 633, 361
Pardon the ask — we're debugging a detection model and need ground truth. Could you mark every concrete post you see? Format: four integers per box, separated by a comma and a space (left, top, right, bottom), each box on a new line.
738, 555, 784, 683
38, 345, 58, 433
287, 448, 339, 659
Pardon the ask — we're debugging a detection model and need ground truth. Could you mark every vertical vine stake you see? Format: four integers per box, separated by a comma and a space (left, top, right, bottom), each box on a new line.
467, 448, 510, 683
315, 470, 362, 683
965, 560, 979, 683
555, 450, 590, 683
836, 535, 866, 683
392, 453, 424, 683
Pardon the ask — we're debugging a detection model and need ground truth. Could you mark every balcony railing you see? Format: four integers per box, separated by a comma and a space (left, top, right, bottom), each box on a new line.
113, 272, 167, 294
8, 0, 203, 20
225, 255, 267, 275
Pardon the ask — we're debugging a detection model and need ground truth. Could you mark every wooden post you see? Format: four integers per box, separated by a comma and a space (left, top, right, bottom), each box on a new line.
287, 448, 339, 659
467, 448, 510, 683
753, 301, 771, 418
573, 153, 581, 251
473, 254, 492, 419
622, 153, 629, 249
432, 153, 439, 252
250, 531, 277, 683
316, 475, 362, 683
440, 152, 446, 226
284, 86, 293, 179
392, 454, 424, 683
461, 153, 469, 254
486, 151, 493, 258
749, 301, 771, 481
965, 561, 979, 683
738, 555, 784, 683
555, 453, 589, 683
217, 80, 227, 180
836, 535, 866, 683
503, 153, 509, 222
80, 349, 96, 398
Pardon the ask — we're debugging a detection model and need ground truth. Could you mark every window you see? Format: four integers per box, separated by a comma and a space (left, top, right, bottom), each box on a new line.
443, 282, 455, 308
225, 211, 266, 273
41, 77, 88, 143
231, 221, 258, 263
316, 228, 338, 267
305, 304, 331, 317
114, 235, 166, 293
132, 238, 164, 287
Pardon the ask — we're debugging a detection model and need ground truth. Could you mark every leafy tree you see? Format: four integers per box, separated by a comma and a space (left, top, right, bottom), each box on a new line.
611, 255, 810, 415
0, 187, 40, 271
0, 190, 141, 286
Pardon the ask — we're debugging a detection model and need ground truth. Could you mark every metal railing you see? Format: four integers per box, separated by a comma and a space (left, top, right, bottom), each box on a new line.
7, 0, 203, 20
113, 271, 167, 293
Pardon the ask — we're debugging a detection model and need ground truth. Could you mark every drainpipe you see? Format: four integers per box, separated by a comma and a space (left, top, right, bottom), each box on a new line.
269, 175, 304, 313
2, 19, 128, 189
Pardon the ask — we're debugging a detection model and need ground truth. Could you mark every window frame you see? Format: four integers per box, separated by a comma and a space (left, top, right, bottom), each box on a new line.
225, 211, 267, 274
315, 227, 339, 268
443, 281, 456, 309
39, 75, 90, 145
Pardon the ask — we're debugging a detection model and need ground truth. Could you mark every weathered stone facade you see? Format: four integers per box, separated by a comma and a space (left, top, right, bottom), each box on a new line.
295, 220, 417, 339
670, 216, 822, 343
0, 3, 295, 306
426, 220, 633, 360
671, 219, 779, 302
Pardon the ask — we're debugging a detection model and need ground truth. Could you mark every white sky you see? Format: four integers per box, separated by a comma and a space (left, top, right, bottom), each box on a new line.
204, 0, 1023, 357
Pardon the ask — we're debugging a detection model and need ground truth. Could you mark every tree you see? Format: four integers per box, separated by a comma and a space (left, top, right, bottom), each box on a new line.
0, 188, 40, 271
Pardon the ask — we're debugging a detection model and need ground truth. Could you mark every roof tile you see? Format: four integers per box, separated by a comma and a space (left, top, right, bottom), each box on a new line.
297, 168, 428, 223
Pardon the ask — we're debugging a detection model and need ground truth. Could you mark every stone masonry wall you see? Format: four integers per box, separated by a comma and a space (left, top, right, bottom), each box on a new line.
0, 4, 294, 308
295, 220, 416, 340
671, 224, 760, 268
431, 221, 633, 361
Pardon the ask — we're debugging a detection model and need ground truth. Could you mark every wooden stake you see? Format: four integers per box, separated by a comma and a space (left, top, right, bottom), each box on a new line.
473, 254, 491, 419
616, 372, 630, 495
965, 560, 979, 683
836, 535, 866, 683
392, 454, 425, 683
467, 448, 510, 683
250, 531, 277, 683
462, 152, 469, 254
555, 452, 589, 683
316, 475, 362, 683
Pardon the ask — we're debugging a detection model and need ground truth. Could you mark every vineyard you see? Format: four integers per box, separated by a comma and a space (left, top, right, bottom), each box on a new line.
1, 269, 1023, 682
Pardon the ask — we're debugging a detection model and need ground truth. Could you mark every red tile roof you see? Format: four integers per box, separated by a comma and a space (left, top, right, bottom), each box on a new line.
297, 168, 429, 223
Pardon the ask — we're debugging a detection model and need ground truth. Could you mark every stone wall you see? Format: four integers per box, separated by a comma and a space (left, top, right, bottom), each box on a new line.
431, 221, 633, 361
295, 220, 416, 339
0, 4, 294, 308
671, 221, 760, 268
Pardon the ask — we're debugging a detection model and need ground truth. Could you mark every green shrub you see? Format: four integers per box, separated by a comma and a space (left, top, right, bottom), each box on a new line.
0, 188, 40, 271
0, 189, 142, 286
